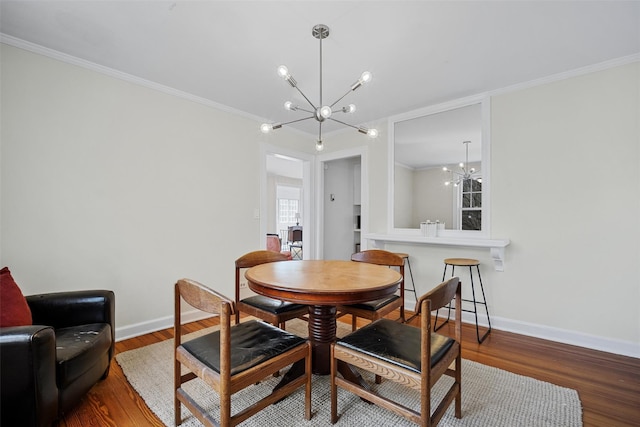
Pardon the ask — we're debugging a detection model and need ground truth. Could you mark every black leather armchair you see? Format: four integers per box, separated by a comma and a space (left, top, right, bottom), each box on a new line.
0, 290, 115, 427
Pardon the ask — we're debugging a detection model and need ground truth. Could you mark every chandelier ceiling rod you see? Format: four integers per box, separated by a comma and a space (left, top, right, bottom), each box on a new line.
260, 24, 378, 152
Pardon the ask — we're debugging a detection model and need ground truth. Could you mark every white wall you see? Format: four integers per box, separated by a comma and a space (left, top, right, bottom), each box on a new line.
0, 44, 314, 338
324, 62, 640, 357
489, 63, 639, 348
2, 43, 638, 357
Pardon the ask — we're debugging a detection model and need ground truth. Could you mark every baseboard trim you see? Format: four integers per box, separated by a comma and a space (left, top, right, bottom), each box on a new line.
489, 315, 640, 359
116, 305, 638, 359
403, 300, 639, 359
115, 309, 212, 342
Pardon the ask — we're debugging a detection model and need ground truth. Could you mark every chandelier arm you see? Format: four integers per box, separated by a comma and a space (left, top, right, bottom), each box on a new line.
329, 88, 356, 109
327, 117, 359, 130
318, 121, 323, 142
279, 115, 315, 127
294, 106, 314, 114
293, 86, 317, 110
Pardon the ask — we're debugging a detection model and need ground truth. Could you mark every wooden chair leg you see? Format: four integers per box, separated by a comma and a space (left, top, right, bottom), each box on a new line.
220, 392, 231, 427
305, 342, 312, 420
330, 344, 339, 424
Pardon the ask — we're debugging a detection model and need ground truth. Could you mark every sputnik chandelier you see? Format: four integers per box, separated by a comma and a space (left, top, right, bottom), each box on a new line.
260, 24, 378, 152
443, 140, 482, 187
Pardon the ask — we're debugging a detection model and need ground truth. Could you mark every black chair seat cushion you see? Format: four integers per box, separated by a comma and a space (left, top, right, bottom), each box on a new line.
345, 294, 400, 311
55, 323, 112, 388
241, 295, 306, 315
181, 320, 306, 376
336, 318, 454, 374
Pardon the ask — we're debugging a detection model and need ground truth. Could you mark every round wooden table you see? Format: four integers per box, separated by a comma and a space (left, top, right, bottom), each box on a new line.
246, 260, 402, 376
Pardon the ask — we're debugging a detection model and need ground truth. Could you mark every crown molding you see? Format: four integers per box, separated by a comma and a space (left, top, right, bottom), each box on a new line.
3, 33, 638, 137
0, 33, 267, 125
489, 53, 640, 97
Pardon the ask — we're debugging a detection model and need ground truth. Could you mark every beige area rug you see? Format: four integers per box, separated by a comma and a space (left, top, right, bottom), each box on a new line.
116, 319, 582, 427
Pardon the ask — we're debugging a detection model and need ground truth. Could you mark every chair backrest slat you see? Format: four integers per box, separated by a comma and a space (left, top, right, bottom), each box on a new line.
351, 249, 403, 267
415, 276, 460, 315
236, 250, 290, 269
234, 250, 291, 325
177, 279, 233, 315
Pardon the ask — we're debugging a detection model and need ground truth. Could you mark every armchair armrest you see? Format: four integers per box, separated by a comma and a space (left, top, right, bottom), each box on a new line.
26, 290, 114, 328
0, 326, 59, 427
26, 290, 116, 359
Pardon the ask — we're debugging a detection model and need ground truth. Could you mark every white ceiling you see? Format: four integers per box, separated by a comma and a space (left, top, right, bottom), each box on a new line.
2, 1, 639, 147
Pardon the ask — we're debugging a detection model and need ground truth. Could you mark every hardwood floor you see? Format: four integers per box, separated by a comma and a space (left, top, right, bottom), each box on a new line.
57, 312, 640, 427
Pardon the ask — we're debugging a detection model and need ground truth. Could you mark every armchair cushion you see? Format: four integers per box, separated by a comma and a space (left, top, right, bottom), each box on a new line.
55, 323, 112, 388
0, 267, 32, 327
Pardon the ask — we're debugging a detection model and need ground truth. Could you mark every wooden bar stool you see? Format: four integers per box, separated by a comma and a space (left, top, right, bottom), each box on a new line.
393, 253, 418, 302
435, 257, 492, 343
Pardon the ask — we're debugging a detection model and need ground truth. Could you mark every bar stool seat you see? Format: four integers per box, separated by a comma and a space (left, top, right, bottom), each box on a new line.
436, 257, 492, 343
393, 253, 418, 302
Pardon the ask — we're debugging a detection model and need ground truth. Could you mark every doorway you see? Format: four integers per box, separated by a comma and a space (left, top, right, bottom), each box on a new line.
261, 144, 314, 259
317, 147, 368, 260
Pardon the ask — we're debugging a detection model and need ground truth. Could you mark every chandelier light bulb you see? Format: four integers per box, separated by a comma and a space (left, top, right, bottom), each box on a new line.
315, 140, 324, 151
342, 104, 356, 113
284, 101, 295, 111
320, 106, 332, 119
367, 128, 379, 138
360, 71, 372, 84
277, 65, 289, 79
443, 166, 449, 172
260, 123, 272, 134
445, 181, 451, 186
459, 162, 465, 168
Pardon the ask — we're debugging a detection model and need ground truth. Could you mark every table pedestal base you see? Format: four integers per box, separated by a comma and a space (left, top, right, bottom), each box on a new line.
308, 304, 336, 374
274, 305, 369, 393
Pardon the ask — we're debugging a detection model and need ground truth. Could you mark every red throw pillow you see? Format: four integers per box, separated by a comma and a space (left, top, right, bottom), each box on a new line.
0, 267, 33, 327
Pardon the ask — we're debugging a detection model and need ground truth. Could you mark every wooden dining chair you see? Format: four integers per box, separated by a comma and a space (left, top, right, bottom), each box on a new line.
174, 279, 312, 427
235, 251, 308, 329
337, 249, 405, 331
330, 276, 462, 427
